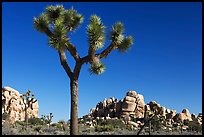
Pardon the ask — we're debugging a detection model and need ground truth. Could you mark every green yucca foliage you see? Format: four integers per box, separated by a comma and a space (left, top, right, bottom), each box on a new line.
34, 5, 83, 51
45, 5, 64, 22
33, 13, 49, 33
118, 36, 134, 52
49, 18, 69, 51
34, 5, 133, 75
89, 61, 106, 75
110, 22, 125, 45
87, 15, 105, 49
63, 7, 84, 31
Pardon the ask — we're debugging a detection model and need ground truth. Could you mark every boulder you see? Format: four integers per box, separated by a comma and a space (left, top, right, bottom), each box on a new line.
180, 109, 192, 121
124, 96, 136, 103
121, 111, 135, 116
136, 94, 145, 108
166, 108, 171, 114
121, 101, 136, 112
173, 113, 181, 123
126, 91, 137, 98
166, 110, 176, 120
102, 98, 107, 109
191, 113, 197, 120
160, 106, 166, 117
116, 100, 122, 112
196, 113, 202, 125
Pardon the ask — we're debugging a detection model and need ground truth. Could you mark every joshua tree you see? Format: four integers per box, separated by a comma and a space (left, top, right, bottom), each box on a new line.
34, 5, 134, 135
47, 113, 53, 128
41, 115, 47, 126
20, 90, 37, 130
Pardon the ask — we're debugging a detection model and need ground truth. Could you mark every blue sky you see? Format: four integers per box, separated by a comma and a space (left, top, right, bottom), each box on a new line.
2, 2, 202, 122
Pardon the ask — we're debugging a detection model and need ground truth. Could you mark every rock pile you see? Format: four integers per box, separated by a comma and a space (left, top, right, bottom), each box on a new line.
88, 91, 145, 120
83, 90, 202, 129
2, 86, 39, 124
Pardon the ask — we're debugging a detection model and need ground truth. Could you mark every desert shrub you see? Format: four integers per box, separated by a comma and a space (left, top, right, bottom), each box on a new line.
106, 119, 127, 129
95, 125, 114, 132
187, 121, 202, 132
15, 121, 26, 126
34, 126, 42, 132
96, 118, 105, 126
28, 117, 42, 125
2, 112, 10, 121
56, 123, 63, 130
96, 119, 126, 129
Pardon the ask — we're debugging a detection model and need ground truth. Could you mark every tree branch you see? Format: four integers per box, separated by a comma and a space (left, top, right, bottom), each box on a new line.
80, 56, 89, 64
44, 28, 53, 37
44, 27, 80, 62
58, 50, 73, 78
88, 45, 96, 64
73, 61, 83, 80
96, 42, 117, 59
81, 42, 117, 65
66, 43, 80, 61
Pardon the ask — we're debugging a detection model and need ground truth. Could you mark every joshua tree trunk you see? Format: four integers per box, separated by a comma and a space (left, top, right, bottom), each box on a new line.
25, 107, 28, 130
149, 121, 151, 135
59, 50, 83, 135
70, 79, 79, 135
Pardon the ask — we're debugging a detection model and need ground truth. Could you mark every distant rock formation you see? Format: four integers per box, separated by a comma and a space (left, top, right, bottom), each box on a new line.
83, 90, 202, 128
2, 86, 39, 124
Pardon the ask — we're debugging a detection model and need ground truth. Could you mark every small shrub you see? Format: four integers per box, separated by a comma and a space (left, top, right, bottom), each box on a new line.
95, 125, 114, 132
34, 126, 42, 132
187, 121, 202, 132
15, 121, 26, 126
28, 117, 42, 125
106, 119, 126, 129
2, 112, 10, 121
96, 119, 126, 129
56, 123, 63, 130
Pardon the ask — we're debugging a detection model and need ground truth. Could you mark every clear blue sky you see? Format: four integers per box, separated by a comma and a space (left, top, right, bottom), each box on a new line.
2, 2, 202, 122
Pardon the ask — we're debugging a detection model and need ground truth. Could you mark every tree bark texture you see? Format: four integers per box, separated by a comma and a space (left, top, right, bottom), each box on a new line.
70, 79, 79, 135
25, 107, 28, 130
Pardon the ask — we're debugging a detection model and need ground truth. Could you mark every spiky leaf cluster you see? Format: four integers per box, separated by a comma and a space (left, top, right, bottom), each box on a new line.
118, 36, 133, 52
87, 15, 105, 49
110, 22, 125, 45
63, 7, 84, 31
45, 5, 64, 22
89, 61, 106, 75
34, 13, 49, 33
49, 18, 69, 51
34, 5, 83, 51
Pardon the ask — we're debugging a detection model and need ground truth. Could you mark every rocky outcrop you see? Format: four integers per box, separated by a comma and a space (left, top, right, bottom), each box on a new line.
2, 86, 39, 124
84, 90, 202, 129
